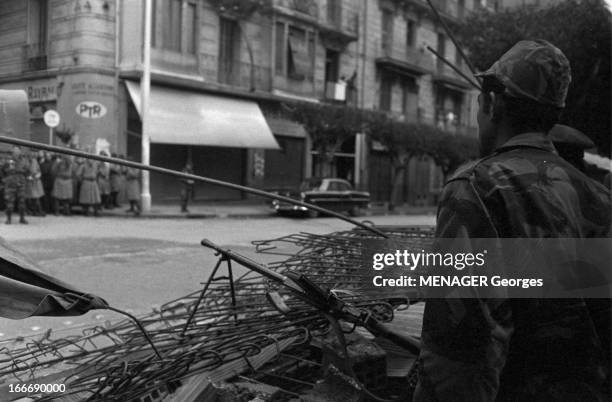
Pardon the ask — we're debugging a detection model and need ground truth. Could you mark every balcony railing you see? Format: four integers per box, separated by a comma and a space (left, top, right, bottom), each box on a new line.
201, 55, 272, 91
434, 62, 473, 89
324, 8, 358, 35
23, 43, 48, 72
404, 0, 466, 20
319, 7, 359, 47
376, 42, 434, 75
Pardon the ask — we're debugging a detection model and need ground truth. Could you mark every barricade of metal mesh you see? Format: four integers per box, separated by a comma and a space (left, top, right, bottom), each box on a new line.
0, 226, 434, 401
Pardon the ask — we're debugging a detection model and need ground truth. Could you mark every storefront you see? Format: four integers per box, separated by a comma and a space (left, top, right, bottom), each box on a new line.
0, 72, 121, 155
263, 117, 309, 191
124, 81, 280, 202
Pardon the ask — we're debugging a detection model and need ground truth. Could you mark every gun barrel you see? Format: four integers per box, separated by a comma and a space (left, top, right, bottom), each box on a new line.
200, 239, 299, 290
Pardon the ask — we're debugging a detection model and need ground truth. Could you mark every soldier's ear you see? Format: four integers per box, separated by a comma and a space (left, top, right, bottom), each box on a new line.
491, 93, 505, 124
480, 91, 495, 116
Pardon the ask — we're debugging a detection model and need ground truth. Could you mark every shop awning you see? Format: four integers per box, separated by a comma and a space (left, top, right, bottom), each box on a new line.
266, 117, 307, 138
125, 81, 279, 149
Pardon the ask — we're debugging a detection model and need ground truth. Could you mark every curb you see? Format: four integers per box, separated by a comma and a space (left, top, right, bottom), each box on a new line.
97, 208, 436, 220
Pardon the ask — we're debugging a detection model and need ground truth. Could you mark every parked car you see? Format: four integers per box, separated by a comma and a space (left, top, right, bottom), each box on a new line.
271, 178, 370, 217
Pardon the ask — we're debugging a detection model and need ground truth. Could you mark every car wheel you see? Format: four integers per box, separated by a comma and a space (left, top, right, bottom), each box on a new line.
307, 209, 319, 218
349, 206, 361, 217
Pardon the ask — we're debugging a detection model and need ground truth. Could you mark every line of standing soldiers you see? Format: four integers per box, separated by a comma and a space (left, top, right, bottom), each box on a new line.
1, 146, 141, 223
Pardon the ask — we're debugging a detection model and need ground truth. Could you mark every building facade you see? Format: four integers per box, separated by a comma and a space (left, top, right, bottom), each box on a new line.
0, 0, 481, 205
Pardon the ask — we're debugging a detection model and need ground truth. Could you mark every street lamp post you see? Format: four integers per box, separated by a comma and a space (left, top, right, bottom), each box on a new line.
140, 0, 152, 212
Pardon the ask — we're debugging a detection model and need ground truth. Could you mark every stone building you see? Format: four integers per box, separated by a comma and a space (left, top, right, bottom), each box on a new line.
0, 0, 482, 204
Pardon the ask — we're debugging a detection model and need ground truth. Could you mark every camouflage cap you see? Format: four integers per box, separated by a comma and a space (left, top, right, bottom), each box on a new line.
476, 40, 571, 108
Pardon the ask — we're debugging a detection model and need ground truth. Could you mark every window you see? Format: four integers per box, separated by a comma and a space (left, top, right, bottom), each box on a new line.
218, 17, 239, 84
275, 22, 315, 81
275, 22, 285, 74
379, 73, 393, 111
381, 10, 394, 51
184, 2, 197, 54
26, 0, 48, 70
325, 49, 340, 83
436, 88, 463, 129
28, 0, 48, 50
455, 46, 463, 69
406, 19, 416, 48
458, 0, 465, 19
152, 0, 197, 53
402, 78, 418, 121
328, 181, 350, 191
327, 0, 341, 26
163, 0, 181, 51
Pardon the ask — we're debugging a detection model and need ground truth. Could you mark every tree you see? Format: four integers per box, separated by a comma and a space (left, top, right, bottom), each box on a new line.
290, 102, 367, 177
426, 130, 479, 179
368, 113, 479, 208
370, 116, 430, 209
459, 0, 611, 155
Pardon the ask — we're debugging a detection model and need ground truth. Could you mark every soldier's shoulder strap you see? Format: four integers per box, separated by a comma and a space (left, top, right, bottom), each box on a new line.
446, 158, 485, 183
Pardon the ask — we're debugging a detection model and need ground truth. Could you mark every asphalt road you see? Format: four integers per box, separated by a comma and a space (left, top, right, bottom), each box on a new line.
0, 213, 435, 343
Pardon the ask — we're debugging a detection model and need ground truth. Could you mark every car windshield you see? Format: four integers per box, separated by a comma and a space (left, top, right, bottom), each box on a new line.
300, 178, 322, 191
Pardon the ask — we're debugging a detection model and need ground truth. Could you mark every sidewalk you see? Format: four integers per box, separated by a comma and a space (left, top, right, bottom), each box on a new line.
98, 201, 436, 219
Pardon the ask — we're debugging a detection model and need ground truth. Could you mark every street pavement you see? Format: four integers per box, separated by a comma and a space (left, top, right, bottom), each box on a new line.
0, 213, 435, 345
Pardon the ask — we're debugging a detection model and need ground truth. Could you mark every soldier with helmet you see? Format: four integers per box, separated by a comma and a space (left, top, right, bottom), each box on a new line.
415, 40, 611, 401
2, 146, 30, 224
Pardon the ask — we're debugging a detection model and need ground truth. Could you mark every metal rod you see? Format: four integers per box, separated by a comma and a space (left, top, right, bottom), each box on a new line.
101, 306, 163, 361
179, 257, 225, 338
226, 258, 239, 323
0, 136, 388, 238
425, 0, 481, 85
426, 46, 482, 90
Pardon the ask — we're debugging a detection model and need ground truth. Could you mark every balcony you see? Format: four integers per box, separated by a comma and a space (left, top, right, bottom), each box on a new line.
324, 81, 346, 101
399, 0, 467, 21
23, 43, 48, 72
433, 62, 473, 90
319, 8, 359, 50
376, 43, 434, 76
208, 57, 272, 92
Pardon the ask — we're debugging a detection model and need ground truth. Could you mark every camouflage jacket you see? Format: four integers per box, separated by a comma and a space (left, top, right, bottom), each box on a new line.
415, 132, 611, 402
2, 156, 30, 187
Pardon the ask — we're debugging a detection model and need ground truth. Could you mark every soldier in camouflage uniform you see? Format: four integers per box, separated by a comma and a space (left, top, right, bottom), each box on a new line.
414, 40, 611, 401
2, 146, 30, 224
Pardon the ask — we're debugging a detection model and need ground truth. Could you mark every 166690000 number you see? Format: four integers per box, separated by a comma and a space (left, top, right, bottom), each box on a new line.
9, 383, 66, 394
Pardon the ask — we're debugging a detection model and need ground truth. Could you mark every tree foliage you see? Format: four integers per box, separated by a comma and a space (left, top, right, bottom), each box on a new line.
368, 114, 478, 206
426, 130, 479, 177
459, 0, 611, 155
290, 102, 479, 201
291, 102, 366, 152
290, 102, 369, 176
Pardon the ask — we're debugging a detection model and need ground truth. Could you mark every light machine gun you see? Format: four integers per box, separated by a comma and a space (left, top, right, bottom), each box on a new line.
200, 238, 421, 356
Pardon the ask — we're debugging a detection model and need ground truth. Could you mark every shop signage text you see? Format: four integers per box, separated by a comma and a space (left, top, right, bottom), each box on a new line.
27, 85, 57, 102
76, 101, 107, 118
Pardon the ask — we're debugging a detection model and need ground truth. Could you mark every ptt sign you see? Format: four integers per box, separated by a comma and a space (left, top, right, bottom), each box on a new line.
76, 101, 107, 119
